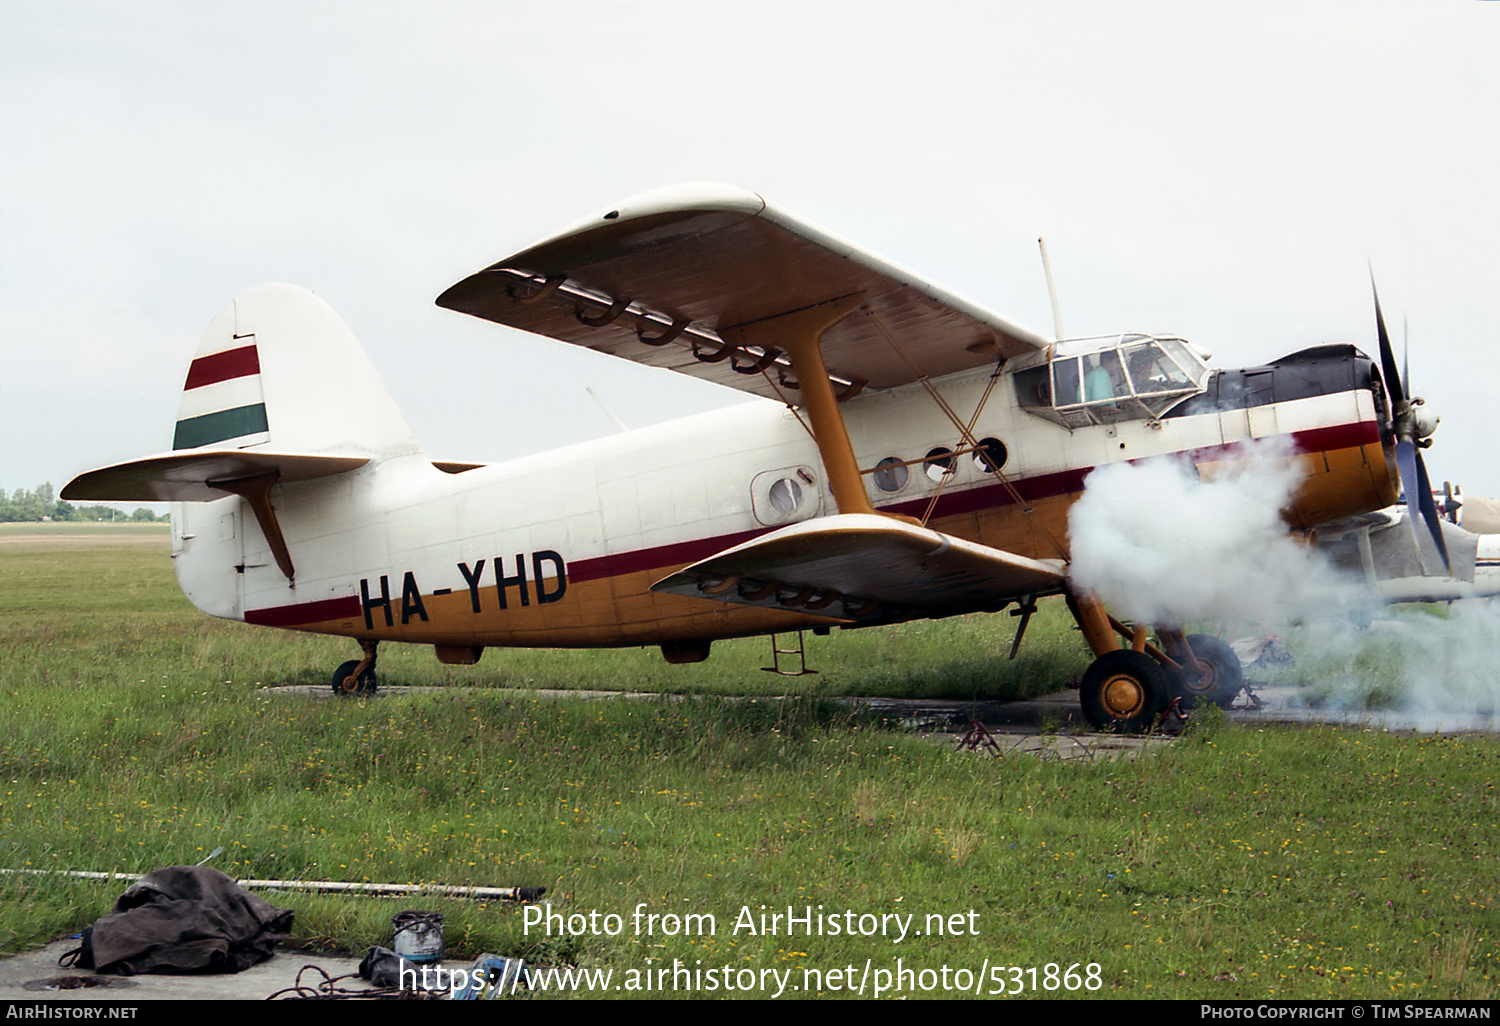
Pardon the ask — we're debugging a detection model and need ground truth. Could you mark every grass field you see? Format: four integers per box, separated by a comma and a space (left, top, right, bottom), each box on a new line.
2, 522, 1498, 999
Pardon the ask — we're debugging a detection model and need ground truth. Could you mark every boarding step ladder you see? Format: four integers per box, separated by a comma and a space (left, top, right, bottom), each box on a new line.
761, 631, 818, 676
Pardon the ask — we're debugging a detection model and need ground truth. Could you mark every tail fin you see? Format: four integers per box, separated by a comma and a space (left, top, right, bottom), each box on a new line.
64, 284, 419, 585
172, 283, 419, 458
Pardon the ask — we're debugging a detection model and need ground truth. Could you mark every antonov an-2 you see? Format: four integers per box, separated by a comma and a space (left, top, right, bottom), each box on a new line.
64, 183, 1446, 732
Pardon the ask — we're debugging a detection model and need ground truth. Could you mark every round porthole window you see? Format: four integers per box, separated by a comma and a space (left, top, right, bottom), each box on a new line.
873, 456, 908, 493
923, 446, 955, 483
768, 477, 803, 514
973, 437, 1008, 472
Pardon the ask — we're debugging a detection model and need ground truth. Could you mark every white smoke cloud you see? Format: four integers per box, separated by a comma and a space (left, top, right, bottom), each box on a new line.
1066, 439, 1500, 724
1291, 604, 1500, 727
1067, 438, 1355, 628
1388, 603, 1500, 720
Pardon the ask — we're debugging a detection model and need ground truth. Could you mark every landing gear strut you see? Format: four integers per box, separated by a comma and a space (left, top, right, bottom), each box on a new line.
1066, 591, 1242, 732
332, 639, 379, 697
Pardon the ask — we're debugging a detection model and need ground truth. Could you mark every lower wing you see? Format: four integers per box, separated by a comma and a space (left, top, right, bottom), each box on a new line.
652, 513, 1067, 623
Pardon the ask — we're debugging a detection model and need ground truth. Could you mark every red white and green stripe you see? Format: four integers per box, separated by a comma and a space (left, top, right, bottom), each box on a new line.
173, 342, 270, 449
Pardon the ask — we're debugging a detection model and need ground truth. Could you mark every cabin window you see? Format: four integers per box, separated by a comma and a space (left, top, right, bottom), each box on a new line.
751, 466, 819, 526
1015, 366, 1051, 408
873, 456, 909, 492
924, 446, 955, 483
1123, 340, 1197, 395
974, 437, 1008, 472
1084, 350, 1126, 402
768, 477, 802, 514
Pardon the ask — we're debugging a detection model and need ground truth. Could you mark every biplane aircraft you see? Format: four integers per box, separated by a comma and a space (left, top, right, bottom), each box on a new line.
63, 183, 1445, 732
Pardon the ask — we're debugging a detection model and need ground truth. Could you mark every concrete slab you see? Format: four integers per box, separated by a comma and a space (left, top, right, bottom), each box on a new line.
0, 938, 381, 1001
1229, 682, 1500, 734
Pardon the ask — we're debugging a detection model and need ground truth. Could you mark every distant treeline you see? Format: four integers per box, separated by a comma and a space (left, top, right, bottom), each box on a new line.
0, 483, 164, 523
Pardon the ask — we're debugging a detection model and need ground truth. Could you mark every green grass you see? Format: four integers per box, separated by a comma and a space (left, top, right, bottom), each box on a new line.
3, 523, 1500, 999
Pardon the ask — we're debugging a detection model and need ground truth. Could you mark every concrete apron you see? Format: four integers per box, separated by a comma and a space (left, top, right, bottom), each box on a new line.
0, 939, 382, 1001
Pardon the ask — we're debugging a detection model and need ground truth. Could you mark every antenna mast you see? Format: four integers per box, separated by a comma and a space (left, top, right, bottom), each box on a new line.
1038, 237, 1065, 341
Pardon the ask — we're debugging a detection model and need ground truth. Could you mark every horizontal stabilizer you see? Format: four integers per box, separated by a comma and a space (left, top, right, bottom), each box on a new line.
62, 450, 368, 503
652, 513, 1067, 622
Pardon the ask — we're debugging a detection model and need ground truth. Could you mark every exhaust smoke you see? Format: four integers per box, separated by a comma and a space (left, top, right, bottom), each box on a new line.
1068, 438, 1350, 628
1066, 440, 1500, 727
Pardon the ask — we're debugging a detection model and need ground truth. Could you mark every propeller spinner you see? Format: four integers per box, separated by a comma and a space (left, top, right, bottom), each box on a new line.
1373, 282, 1448, 571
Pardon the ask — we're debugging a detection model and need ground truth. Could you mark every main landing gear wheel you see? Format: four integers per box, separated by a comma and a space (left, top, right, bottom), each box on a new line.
1080, 649, 1170, 734
332, 660, 377, 697
1168, 634, 1243, 710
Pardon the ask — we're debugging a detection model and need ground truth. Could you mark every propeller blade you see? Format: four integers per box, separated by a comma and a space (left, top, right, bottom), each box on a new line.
1373, 281, 1444, 570
1372, 279, 1406, 409
1397, 440, 1451, 574
1402, 314, 1410, 398
1413, 448, 1452, 574
1397, 439, 1418, 510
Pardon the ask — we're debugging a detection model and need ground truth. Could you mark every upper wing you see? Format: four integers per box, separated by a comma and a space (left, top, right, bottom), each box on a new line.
651, 513, 1067, 622
436, 183, 1048, 401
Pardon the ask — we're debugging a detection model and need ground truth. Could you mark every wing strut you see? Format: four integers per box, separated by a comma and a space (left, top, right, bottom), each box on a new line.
721, 293, 876, 516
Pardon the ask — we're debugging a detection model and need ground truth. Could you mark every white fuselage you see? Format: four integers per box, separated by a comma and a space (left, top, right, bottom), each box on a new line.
171, 360, 1391, 652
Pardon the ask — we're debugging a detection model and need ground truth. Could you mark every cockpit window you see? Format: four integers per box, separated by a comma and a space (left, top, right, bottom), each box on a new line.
1123, 340, 1197, 394
1011, 334, 1209, 428
1053, 357, 1082, 407
1086, 350, 1126, 401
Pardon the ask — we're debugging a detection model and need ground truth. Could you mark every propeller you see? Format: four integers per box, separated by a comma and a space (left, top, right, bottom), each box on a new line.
1373, 281, 1449, 572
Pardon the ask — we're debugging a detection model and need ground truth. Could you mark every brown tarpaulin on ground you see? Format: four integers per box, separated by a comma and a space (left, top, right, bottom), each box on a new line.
67, 866, 294, 975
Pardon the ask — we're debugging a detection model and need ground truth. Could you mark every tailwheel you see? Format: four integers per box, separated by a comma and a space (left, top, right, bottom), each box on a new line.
1167, 634, 1243, 710
1080, 649, 1170, 733
332, 660, 377, 696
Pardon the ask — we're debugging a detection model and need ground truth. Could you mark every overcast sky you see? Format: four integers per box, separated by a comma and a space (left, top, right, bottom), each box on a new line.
5, 0, 1500, 503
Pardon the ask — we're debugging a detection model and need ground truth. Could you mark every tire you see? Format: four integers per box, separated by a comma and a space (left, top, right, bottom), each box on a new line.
1168, 634, 1243, 709
332, 659, 377, 697
1080, 649, 1171, 733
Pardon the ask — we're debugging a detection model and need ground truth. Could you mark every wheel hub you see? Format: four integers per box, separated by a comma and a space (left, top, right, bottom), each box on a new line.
1183, 663, 1217, 696
1101, 674, 1146, 717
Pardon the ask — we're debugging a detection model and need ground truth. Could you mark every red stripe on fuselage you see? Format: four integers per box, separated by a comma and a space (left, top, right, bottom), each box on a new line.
184, 345, 261, 390
569, 528, 772, 584
1290, 420, 1381, 452
245, 595, 360, 627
